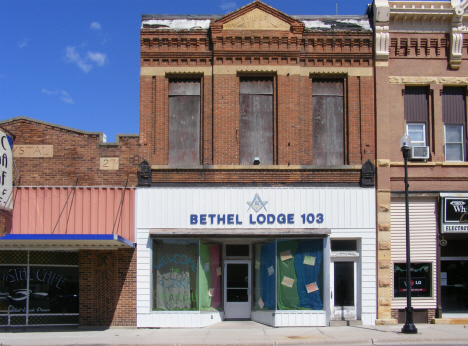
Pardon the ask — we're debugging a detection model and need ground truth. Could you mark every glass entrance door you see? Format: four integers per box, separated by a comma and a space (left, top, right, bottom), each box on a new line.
441, 258, 468, 315
330, 260, 357, 320
224, 261, 251, 319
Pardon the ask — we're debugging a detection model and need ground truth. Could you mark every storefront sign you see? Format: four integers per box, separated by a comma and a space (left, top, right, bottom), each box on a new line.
0, 131, 13, 211
137, 187, 375, 229
441, 195, 468, 233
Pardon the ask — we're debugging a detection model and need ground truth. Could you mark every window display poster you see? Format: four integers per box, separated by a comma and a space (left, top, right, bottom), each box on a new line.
303, 255, 316, 266
306, 282, 319, 293
280, 250, 292, 261
393, 263, 431, 298
281, 276, 294, 288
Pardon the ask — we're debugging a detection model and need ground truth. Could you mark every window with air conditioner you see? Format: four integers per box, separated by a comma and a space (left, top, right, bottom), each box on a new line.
404, 86, 430, 160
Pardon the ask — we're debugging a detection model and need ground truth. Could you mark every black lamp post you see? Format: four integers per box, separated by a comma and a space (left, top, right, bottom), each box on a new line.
400, 134, 418, 334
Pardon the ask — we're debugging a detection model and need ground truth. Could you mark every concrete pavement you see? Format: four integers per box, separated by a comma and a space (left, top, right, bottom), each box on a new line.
1, 321, 468, 345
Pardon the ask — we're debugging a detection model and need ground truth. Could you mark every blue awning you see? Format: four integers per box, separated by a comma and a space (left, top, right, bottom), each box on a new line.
0, 234, 135, 249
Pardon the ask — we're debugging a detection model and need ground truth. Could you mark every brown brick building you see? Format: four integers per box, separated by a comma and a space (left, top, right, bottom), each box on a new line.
136, 1, 377, 327
0, 117, 138, 327
373, 0, 468, 325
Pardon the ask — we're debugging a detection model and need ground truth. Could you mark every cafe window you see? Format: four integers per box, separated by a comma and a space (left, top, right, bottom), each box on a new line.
0, 251, 79, 326
393, 262, 432, 298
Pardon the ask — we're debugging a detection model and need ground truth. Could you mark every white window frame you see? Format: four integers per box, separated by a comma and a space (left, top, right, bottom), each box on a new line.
406, 123, 426, 146
444, 124, 464, 162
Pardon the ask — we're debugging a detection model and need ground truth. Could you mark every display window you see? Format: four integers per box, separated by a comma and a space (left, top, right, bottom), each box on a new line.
252, 239, 324, 311
0, 251, 79, 326
199, 241, 222, 311
152, 239, 199, 311
151, 238, 325, 313
253, 241, 276, 310
393, 262, 432, 298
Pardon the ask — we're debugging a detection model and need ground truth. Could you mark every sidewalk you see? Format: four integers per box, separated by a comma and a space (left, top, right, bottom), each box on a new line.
1, 321, 468, 346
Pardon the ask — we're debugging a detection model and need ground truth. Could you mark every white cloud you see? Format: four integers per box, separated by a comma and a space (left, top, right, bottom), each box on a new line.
65, 46, 92, 73
64, 46, 107, 73
220, 1, 236, 11
42, 89, 58, 95
90, 22, 101, 30
17, 38, 28, 48
42, 89, 74, 104
87, 51, 107, 66
60, 91, 74, 104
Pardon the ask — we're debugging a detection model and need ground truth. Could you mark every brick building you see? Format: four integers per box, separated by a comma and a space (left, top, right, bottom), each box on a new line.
136, 1, 377, 327
0, 117, 138, 327
373, 0, 468, 324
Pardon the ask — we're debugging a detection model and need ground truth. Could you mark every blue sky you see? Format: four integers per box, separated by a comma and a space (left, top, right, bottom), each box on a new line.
1, 0, 372, 142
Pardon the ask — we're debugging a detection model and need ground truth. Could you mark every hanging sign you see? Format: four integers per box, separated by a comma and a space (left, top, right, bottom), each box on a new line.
0, 131, 13, 211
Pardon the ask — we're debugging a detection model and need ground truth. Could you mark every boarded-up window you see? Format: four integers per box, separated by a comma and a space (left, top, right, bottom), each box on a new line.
239, 78, 273, 165
168, 79, 200, 165
312, 79, 344, 165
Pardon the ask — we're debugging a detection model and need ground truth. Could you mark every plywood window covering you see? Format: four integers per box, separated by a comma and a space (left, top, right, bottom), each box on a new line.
312, 79, 344, 165
239, 77, 274, 165
443, 87, 466, 161
168, 79, 201, 165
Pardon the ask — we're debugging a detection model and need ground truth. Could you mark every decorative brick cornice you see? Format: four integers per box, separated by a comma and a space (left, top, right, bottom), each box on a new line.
374, 0, 468, 69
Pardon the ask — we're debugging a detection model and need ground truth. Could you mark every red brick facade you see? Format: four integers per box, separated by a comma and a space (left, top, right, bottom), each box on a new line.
0, 117, 138, 187
79, 249, 136, 327
139, 1, 375, 184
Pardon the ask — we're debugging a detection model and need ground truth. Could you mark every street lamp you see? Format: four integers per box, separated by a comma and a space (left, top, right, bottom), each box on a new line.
399, 134, 418, 334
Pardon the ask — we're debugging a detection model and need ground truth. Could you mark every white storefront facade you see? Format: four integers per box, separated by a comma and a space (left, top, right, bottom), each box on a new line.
136, 187, 376, 327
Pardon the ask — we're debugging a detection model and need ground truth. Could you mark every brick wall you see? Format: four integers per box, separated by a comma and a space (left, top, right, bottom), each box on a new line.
79, 248, 136, 327
144, 7, 376, 185
139, 17, 375, 183
0, 118, 139, 187
0, 118, 139, 327
391, 308, 436, 324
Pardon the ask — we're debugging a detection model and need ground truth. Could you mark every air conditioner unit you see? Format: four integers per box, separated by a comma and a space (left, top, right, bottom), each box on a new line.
409, 146, 430, 160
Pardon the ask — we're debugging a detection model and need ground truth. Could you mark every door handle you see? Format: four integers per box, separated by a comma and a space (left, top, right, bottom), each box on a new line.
331, 291, 333, 299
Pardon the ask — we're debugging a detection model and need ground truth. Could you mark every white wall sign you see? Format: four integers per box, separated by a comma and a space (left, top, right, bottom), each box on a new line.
137, 187, 375, 230
0, 131, 13, 211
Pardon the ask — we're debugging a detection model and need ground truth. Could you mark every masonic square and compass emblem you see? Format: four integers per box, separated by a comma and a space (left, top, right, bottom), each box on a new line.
247, 193, 268, 213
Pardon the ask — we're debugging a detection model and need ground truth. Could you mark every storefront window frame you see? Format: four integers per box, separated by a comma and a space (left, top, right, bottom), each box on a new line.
252, 238, 325, 312
393, 262, 433, 299
150, 237, 327, 314
0, 250, 79, 326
